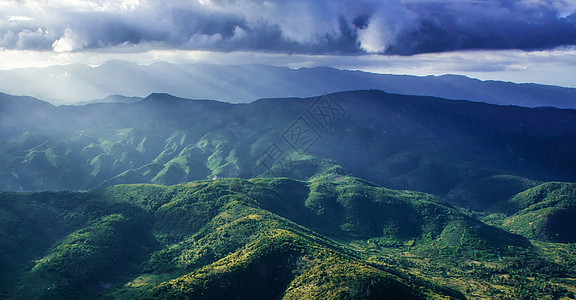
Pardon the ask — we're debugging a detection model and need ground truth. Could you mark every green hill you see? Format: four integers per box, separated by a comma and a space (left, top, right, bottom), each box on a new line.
2, 90, 576, 208
2, 90, 576, 299
2, 178, 470, 299
446, 175, 541, 210
489, 182, 576, 243
3, 177, 576, 299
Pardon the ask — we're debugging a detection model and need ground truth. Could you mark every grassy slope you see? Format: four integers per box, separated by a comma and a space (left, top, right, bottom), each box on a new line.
3, 175, 576, 299
486, 182, 576, 243
1, 178, 469, 299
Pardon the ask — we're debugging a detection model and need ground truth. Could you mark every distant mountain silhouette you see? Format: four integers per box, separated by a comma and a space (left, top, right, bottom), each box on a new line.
1, 61, 575, 107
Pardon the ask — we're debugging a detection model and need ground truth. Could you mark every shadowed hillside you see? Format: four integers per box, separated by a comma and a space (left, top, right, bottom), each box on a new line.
1, 90, 576, 206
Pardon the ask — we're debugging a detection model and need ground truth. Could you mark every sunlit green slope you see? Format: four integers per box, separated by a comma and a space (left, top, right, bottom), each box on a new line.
2, 177, 473, 299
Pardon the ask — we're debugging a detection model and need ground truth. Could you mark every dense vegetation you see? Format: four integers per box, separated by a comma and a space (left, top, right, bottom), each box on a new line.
2, 90, 576, 197
1, 90, 576, 299
1, 177, 464, 299
1, 175, 575, 299
484, 182, 576, 243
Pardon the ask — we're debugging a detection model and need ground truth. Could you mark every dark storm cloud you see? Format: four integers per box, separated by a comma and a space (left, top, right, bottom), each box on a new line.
390, 0, 576, 55
0, 0, 575, 55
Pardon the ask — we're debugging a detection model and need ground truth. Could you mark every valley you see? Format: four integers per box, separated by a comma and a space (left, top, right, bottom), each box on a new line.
1, 90, 576, 299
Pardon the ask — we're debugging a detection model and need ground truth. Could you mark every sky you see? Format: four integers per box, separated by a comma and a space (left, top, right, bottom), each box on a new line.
1, 0, 576, 87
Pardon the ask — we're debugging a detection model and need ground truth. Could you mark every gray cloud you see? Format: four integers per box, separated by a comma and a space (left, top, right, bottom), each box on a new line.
0, 0, 575, 55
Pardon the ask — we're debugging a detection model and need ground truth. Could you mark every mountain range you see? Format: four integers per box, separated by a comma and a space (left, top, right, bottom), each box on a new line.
2, 90, 576, 196
1, 61, 576, 108
1, 89, 576, 299
3, 174, 575, 299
